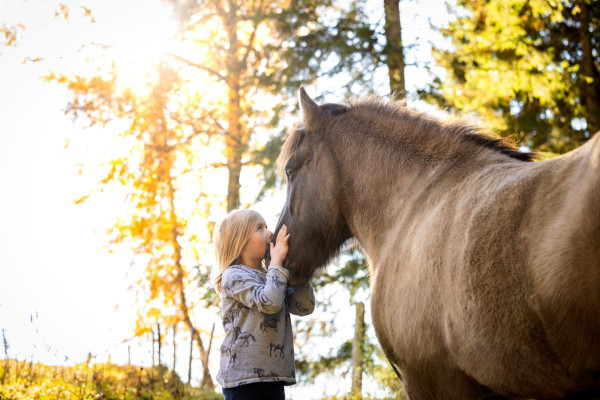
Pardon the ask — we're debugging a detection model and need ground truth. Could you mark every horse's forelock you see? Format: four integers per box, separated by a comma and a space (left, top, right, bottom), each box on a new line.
277, 103, 348, 174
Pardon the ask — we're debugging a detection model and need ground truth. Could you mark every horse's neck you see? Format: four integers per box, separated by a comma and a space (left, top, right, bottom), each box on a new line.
335, 134, 509, 266
337, 145, 436, 264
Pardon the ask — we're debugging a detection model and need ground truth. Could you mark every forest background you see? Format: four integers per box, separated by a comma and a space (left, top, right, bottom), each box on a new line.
0, 0, 598, 398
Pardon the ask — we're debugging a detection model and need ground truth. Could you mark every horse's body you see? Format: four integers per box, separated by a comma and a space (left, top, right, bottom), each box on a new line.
272, 89, 600, 399
369, 143, 600, 399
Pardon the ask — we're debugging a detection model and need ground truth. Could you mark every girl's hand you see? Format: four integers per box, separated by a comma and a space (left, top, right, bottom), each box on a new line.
269, 225, 290, 267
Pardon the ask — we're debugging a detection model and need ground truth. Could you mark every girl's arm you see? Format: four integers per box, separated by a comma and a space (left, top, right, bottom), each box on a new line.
222, 265, 290, 314
286, 282, 315, 316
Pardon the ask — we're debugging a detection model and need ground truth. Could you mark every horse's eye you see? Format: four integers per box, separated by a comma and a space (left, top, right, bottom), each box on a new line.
286, 168, 293, 178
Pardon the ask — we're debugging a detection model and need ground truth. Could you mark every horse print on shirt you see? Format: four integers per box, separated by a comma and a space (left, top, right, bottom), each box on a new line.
254, 368, 279, 381
250, 285, 274, 306
220, 344, 231, 357
229, 352, 238, 368
269, 342, 285, 358
260, 315, 279, 333
236, 332, 257, 347
272, 273, 287, 287
222, 274, 245, 293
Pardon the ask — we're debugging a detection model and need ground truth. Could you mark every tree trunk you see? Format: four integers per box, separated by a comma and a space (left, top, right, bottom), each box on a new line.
188, 333, 194, 385
205, 323, 216, 378
225, 4, 246, 212
351, 302, 365, 396
578, 0, 600, 133
172, 234, 213, 388
198, 326, 214, 388
226, 152, 242, 212
157, 323, 162, 366
173, 324, 177, 372
384, 0, 406, 95
166, 150, 214, 388
151, 331, 155, 368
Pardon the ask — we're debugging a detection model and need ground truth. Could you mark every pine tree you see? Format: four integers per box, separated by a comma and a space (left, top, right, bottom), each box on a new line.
422, 0, 600, 153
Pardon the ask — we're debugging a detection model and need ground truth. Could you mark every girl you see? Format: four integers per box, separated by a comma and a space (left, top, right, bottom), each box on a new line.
213, 209, 315, 400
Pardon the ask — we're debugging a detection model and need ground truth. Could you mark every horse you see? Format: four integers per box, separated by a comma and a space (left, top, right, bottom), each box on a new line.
270, 87, 600, 399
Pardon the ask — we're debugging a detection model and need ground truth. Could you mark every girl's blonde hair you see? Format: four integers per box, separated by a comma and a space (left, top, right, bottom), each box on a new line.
213, 209, 266, 293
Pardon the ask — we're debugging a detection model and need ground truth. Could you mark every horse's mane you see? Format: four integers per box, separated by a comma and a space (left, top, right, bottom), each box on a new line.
348, 96, 534, 162
277, 96, 534, 172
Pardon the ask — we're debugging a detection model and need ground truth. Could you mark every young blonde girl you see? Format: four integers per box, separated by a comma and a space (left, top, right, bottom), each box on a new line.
213, 209, 315, 400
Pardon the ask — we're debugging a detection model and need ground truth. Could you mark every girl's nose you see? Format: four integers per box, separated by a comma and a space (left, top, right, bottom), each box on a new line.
267, 230, 273, 241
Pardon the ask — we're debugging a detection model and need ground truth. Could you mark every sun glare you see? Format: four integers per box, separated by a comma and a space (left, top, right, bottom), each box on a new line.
96, 0, 180, 91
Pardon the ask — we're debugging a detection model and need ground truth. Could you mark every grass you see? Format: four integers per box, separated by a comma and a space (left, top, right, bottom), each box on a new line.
0, 359, 222, 400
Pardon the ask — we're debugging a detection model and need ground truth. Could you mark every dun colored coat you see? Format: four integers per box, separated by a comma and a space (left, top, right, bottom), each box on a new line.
271, 88, 600, 399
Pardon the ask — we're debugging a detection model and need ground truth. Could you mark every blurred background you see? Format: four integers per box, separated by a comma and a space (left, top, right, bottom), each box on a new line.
0, 0, 598, 398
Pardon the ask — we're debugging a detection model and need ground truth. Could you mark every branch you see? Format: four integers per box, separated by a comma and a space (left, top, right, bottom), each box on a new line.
167, 53, 226, 82
240, 0, 265, 66
186, 12, 219, 31
169, 109, 231, 146
206, 111, 229, 136
180, 190, 208, 232
185, 38, 227, 54
212, 0, 227, 20
169, 111, 214, 144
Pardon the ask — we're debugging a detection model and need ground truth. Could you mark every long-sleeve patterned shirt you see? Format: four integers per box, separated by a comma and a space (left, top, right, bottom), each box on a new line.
216, 264, 315, 389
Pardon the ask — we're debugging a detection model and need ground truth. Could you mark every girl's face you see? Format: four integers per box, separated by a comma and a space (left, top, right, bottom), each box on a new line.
241, 219, 273, 261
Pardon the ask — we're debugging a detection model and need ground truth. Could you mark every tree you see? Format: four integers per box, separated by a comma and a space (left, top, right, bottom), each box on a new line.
422, 0, 600, 153
166, 0, 346, 211
384, 0, 406, 94
165, 0, 407, 209
47, 63, 221, 387
351, 301, 365, 396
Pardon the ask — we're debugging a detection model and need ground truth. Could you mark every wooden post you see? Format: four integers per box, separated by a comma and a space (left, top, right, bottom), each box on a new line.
351, 302, 365, 396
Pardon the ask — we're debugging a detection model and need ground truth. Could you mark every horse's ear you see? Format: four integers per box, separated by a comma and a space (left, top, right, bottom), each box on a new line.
298, 86, 324, 131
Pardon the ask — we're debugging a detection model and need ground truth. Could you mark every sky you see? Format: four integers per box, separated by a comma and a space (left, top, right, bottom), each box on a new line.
0, 0, 199, 376
0, 0, 452, 397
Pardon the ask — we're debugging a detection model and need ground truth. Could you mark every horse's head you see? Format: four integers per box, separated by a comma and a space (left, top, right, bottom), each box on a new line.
268, 87, 352, 285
